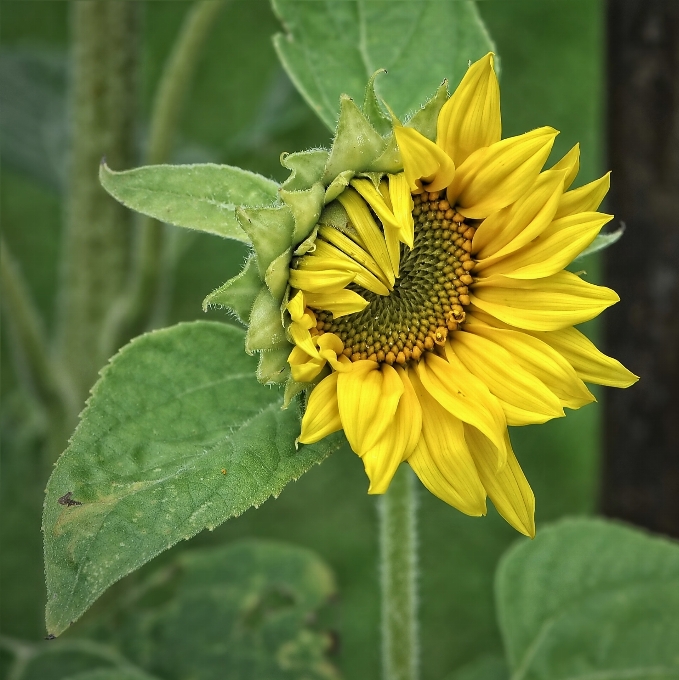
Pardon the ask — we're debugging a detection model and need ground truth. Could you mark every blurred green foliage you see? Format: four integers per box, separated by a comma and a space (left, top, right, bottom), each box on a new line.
1, 1, 605, 678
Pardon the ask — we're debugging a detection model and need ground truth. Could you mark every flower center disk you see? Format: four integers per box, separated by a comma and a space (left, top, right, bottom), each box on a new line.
311, 191, 477, 365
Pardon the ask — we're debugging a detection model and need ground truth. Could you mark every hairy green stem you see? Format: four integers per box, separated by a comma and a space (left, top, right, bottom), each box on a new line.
104, 0, 226, 350
379, 465, 419, 680
57, 1, 139, 406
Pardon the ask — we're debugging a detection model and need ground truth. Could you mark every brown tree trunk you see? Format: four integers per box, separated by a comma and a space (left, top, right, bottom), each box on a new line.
602, 0, 679, 536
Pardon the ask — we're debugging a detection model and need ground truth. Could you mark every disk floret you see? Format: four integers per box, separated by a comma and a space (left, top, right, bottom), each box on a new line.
308, 190, 476, 366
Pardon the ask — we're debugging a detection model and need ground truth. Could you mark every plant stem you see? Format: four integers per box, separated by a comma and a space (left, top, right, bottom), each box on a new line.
379, 464, 419, 680
0, 237, 73, 416
56, 1, 139, 406
104, 0, 226, 350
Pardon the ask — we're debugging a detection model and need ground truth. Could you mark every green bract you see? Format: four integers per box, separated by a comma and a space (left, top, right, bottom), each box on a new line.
203, 78, 449, 404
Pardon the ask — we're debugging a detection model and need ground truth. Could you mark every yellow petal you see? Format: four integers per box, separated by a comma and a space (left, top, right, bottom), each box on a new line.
318, 226, 392, 289
531, 326, 639, 388
418, 351, 508, 467
465, 324, 595, 409
470, 270, 619, 331
287, 290, 306, 321
450, 331, 564, 425
554, 172, 610, 220
299, 372, 342, 444
289, 321, 320, 358
394, 125, 456, 194
465, 426, 535, 537
306, 244, 390, 296
337, 361, 404, 455
317, 333, 351, 373
408, 371, 487, 515
473, 168, 565, 261
437, 53, 501, 166
337, 188, 395, 285
288, 268, 356, 293
450, 127, 559, 219
478, 212, 613, 280
304, 290, 369, 318
362, 366, 422, 494
289, 345, 325, 383
550, 143, 580, 190
388, 173, 415, 247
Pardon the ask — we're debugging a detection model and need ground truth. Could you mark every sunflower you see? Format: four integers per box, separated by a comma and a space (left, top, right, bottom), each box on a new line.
284, 53, 637, 537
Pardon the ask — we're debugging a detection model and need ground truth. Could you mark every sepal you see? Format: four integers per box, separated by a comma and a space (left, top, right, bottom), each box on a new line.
363, 70, 391, 136
280, 149, 329, 192
245, 287, 289, 354
237, 205, 295, 279
406, 81, 449, 141
279, 182, 326, 243
257, 347, 291, 385
265, 248, 292, 301
202, 254, 261, 325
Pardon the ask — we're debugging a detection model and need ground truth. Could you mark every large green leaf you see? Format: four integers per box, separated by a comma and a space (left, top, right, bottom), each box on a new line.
99, 163, 280, 241
43, 322, 342, 636
272, 0, 495, 130
496, 518, 679, 679
103, 540, 340, 680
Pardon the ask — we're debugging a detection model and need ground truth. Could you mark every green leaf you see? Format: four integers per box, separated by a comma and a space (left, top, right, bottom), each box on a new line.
43, 322, 342, 636
272, 0, 494, 130
576, 224, 625, 260
496, 518, 679, 679
106, 540, 341, 680
99, 163, 279, 241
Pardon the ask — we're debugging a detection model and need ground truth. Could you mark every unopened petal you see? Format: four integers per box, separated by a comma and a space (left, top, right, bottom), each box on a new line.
289, 268, 356, 293
304, 290, 369, 318
394, 125, 455, 194
437, 52, 501, 166
388, 173, 415, 247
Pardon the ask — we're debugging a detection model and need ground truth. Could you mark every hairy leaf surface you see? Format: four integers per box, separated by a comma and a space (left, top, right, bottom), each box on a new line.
43, 322, 341, 635
496, 518, 679, 679
100, 163, 279, 241
272, 0, 495, 130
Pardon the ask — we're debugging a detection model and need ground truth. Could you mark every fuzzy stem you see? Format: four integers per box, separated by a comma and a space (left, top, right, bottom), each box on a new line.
56, 1, 139, 405
379, 464, 419, 680
103, 0, 226, 351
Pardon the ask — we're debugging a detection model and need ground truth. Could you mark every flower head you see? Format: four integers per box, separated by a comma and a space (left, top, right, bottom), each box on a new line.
210, 53, 637, 537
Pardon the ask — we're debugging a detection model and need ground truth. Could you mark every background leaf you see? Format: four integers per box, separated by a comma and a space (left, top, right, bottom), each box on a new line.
496, 518, 679, 679
272, 0, 495, 130
96, 540, 341, 680
43, 322, 341, 636
576, 224, 625, 260
99, 163, 280, 241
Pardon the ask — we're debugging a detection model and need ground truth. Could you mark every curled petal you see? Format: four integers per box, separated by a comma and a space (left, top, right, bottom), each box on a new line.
394, 126, 456, 194
299, 372, 342, 444
550, 143, 580, 190
289, 345, 325, 383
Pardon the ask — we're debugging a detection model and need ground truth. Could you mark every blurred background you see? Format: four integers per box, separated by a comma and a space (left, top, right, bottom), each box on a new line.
1, 1, 677, 679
